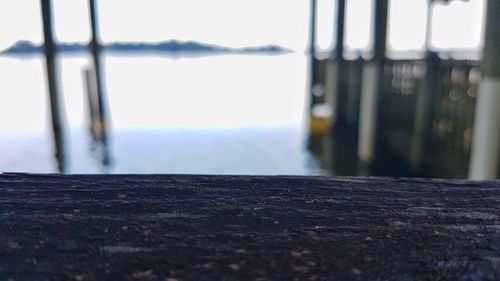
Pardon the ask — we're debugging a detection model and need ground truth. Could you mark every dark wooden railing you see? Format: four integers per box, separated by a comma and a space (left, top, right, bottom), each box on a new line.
1, 173, 499, 279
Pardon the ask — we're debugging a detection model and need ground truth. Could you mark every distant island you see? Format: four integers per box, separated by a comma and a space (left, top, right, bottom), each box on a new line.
0, 40, 290, 56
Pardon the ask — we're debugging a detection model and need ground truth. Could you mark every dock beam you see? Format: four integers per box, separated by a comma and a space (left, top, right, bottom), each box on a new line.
469, 0, 500, 179
357, 0, 389, 169
40, 0, 66, 173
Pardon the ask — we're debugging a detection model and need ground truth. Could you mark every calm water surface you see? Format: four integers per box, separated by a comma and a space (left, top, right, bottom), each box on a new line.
0, 52, 325, 175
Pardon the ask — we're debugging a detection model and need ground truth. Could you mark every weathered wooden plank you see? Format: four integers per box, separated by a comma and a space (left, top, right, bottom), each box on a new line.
0, 174, 499, 280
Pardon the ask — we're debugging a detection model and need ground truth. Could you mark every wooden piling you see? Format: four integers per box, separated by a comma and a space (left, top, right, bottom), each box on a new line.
469, 0, 500, 179
40, 0, 66, 173
332, 0, 346, 126
410, 52, 439, 174
88, 0, 110, 166
309, 0, 318, 110
357, 0, 389, 168
410, 2, 438, 174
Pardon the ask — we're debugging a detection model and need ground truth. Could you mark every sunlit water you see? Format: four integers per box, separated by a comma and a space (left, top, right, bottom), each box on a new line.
0, 52, 325, 175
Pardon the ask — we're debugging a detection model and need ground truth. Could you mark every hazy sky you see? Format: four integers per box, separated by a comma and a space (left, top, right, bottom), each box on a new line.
0, 0, 309, 50
0, 0, 486, 53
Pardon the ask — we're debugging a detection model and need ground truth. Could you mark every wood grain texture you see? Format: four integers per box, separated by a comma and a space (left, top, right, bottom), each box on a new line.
0, 173, 499, 280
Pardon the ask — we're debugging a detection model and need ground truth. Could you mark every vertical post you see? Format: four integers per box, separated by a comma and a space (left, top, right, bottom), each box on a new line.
410, 53, 439, 174
372, 0, 388, 63
469, 0, 500, 179
89, 0, 103, 108
309, 0, 317, 56
328, 0, 358, 176
357, 0, 389, 166
40, 0, 66, 173
332, 0, 346, 126
410, 0, 437, 174
309, 0, 317, 109
88, 0, 110, 166
334, 0, 345, 60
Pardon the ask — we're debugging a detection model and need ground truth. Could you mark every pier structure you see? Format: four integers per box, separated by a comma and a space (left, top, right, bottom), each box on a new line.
36, 0, 498, 178
308, 0, 499, 179
39, 0, 110, 172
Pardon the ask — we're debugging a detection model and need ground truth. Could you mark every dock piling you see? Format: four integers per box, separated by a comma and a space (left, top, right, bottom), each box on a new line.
469, 0, 500, 179
40, 0, 66, 173
357, 0, 389, 168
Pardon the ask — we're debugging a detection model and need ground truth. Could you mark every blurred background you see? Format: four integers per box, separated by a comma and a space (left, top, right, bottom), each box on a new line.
0, 0, 497, 178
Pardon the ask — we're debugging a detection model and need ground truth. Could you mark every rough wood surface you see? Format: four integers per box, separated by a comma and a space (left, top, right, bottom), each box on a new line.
0, 173, 499, 280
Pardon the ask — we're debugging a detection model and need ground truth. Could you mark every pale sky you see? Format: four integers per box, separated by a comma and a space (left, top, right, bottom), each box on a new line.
430, 0, 485, 50
0, 0, 309, 51
0, 0, 486, 53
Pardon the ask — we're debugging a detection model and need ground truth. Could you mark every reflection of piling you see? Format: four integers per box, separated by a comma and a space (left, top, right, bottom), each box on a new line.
40, 0, 66, 173
469, 0, 500, 179
87, 0, 111, 167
